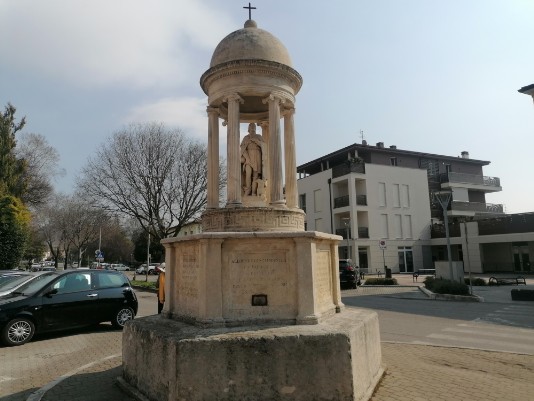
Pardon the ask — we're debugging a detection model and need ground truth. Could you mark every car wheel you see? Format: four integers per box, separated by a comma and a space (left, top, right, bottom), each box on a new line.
2, 317, 35, 346
112, 307, 134, 329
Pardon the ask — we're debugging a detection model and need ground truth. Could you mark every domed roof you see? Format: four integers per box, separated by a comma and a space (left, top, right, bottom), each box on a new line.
210, 20, 293, 68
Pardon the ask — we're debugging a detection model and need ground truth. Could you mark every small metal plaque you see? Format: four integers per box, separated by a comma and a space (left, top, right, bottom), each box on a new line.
251, 294, 268, 306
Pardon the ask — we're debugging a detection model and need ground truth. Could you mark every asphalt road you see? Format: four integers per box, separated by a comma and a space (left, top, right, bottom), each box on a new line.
342, 286, 534, 355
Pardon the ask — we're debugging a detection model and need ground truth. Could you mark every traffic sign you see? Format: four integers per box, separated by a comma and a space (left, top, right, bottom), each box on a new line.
378, 240, 387, 250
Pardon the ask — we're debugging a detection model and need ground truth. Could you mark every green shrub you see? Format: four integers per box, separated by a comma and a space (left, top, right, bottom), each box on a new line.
464, 277, 486, 286
424, 277, 469, 295
363, 278, 398, 285
131, 280, 156, 290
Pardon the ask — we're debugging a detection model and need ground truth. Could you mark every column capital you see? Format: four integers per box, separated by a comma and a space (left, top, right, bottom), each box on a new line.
282, 107, 295, 117
262, 93, 286, 105
206, 106, 220, 116
223, 93, 244, 104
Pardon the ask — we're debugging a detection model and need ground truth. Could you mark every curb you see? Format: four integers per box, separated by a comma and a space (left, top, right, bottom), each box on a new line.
419, 286, 484, 302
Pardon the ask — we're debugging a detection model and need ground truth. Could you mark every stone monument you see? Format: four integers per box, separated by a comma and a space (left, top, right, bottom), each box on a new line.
121, 11, 383, 401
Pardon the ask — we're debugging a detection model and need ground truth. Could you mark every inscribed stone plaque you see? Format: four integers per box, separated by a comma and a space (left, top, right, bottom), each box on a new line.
314, 250, 333, 308
225, 250, 293, 319
177, 244, 199, 314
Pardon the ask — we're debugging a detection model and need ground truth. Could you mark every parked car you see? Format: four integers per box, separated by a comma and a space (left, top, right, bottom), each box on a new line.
30, 264, 56, 272
0, 272, 56, 298
0, 270, 138, 346
136, 264, 158, 275
339, 259, 361, 289
111, 264, 129, 271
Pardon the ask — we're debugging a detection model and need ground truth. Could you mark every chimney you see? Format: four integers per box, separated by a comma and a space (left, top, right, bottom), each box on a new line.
461, 151, 469, 159
376, 142, 384, 148
389, 145, 397, 149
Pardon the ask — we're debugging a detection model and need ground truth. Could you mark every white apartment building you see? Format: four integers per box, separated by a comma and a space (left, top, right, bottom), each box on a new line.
297, 141, 508, 274
298, 149, 432, 274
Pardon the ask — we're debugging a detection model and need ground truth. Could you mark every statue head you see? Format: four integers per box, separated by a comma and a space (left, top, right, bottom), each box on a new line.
248, 123, 256, 135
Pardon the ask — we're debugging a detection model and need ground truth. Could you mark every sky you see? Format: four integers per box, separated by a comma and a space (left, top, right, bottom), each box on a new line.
1, 0, 533, 214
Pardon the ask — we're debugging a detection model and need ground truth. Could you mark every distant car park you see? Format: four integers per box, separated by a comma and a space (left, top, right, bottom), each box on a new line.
111, 264, 129, 271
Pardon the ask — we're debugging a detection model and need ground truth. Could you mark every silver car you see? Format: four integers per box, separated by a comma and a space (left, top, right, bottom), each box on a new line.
0, 272, 56, 298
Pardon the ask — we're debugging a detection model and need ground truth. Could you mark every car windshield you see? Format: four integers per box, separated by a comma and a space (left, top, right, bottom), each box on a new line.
0, 274, 31, 290
339, 261, 350, 269
14, 274, 58, 295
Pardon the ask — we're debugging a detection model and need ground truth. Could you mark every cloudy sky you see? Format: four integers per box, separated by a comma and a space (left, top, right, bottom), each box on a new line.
1, 0, 533, 213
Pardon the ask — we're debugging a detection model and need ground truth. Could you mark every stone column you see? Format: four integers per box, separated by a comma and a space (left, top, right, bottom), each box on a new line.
206, 107, 219, 209
259, 121, 270, 203
224, 93, 243, 207
263, 94, 285, 207
283, 107, 298, 209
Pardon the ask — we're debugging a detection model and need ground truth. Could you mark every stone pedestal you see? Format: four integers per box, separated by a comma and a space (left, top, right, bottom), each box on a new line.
121, 308, 383, 401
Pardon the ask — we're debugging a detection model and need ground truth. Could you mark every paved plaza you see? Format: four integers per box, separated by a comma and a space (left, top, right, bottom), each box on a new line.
1, 275, 532, 401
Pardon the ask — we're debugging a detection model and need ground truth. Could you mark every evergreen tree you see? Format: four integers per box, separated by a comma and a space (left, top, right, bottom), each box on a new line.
0, 195, 30, 269
0, 103, 27, 197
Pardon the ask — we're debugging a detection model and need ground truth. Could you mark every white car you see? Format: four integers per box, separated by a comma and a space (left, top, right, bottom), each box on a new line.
111, 264, 129, 271
135, 264, 157, 275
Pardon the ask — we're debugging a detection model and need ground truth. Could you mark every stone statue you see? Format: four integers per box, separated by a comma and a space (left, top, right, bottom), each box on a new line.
240, 123, 264, 196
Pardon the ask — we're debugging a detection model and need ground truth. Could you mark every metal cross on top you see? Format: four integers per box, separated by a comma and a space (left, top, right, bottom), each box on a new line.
243, 2, 256, 20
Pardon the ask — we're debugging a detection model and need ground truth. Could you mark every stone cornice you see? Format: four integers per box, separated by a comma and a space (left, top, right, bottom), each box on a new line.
200, 59, 303, 94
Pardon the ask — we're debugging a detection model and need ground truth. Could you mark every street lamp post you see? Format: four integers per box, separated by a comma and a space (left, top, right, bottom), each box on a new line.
435, 192, 454, 281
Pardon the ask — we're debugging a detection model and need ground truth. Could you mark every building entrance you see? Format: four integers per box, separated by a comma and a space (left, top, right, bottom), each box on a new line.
398, 246, 414, 273
513, 243, 531, 272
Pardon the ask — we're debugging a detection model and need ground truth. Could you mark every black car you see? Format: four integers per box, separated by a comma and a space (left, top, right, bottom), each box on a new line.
0, 270, 138, 346
339, 259, 361, 289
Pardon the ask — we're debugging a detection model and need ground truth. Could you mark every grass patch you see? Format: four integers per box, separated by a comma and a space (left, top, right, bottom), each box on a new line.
363, 278, 398, 285
424, 277, 469, 295
131, 280, 156, 290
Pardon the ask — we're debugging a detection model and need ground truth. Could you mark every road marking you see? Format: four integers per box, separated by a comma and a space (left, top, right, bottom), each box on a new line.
26, 353, 121, 401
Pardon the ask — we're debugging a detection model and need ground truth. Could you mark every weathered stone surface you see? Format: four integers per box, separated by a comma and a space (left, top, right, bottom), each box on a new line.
122, 308, 383, 401
161, 231, 343, 328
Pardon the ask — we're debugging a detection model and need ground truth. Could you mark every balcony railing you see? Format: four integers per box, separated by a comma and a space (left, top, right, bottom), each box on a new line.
335, 228, 351, 239
478, 213, 534, 235
334, 194, 367, 208
358, 227, 369, 238
451, 201, 504, 215
356, 195, 367, 206
333, 195, 349, 208
440, 172, 500, 188
430, 223, 461, 238
332, 162, 366, 178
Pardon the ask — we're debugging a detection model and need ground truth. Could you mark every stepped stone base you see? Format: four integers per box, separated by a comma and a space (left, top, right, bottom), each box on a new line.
122, 308, 384, 401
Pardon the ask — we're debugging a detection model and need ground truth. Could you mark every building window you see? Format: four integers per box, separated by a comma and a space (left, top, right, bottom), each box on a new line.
404, 215, 413, 238
314, 189, 322, 212
390, 157, 398, 166
393, 184, 400, 207
299, 194, 307, 213
394, 214, 402, 238
378, 182, 386, 207
401, 184, 410, 207
380, 214, 389, 238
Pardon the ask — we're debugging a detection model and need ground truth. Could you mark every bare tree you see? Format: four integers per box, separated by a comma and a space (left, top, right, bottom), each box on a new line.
35, 194, 70, 268
62, 196, 110, 266
15, 133, 64, 206
77, 122, 225, 241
